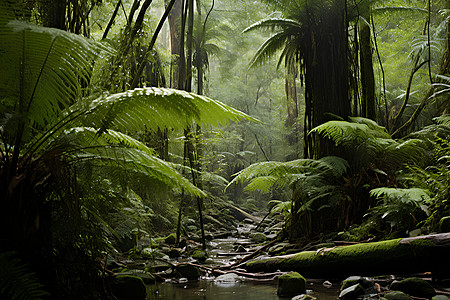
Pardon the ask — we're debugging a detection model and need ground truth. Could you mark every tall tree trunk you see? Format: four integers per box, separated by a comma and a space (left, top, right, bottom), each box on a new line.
167, 0, 186, 89
303, 0, 350, 159
359, 15, 376, 120
41, 0, 66, 30
285, 59, 299, 159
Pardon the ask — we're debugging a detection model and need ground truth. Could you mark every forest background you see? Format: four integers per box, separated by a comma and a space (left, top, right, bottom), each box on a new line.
0, 0, 449, 299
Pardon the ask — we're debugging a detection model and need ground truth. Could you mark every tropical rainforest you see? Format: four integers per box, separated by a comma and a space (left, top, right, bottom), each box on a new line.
0, 0, 449, 299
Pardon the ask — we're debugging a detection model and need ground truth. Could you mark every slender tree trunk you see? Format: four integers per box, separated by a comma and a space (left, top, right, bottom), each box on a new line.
41, 0, 66, 30
167, 0, 186, 89
285, 60, 299, 159
102, 0, 122, 40
185, 0, 194, 91
359, 15, 376, 120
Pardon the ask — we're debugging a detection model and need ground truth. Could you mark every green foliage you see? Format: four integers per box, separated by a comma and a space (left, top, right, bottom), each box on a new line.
0, 13, 256, 298
83, 87, 259, 134
398, 121, 450, 231
229, 155, 349, 237
310, 117, 428, 171
367, 187, 430, 235
0, 252, 49, 300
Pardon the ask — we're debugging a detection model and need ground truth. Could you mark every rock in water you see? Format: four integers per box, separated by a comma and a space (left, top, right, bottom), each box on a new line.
390, 277, 436, 299
111, 275, 147, 300
384, 291, 412, 300
339, 283, 365, 300
277, 272, 306, 297
176, 264, 201, 280
251, 232, 267, 243
192, 250, 208, 263
215, 273, 243, 285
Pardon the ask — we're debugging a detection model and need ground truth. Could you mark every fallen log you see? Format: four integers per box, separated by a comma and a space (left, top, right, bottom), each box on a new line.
244, 232, 450, 279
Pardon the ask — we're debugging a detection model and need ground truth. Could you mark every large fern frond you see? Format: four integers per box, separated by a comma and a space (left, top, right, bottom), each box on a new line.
81, 87, 258, 133
370, 187, 431, 205
228, 156, 348, 193
56, 127, 205, 197
0, 19, 110, 137
310, 118, 427, 170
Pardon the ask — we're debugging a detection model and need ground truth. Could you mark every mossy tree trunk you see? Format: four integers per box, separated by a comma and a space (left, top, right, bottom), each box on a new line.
245, 233, 450, 279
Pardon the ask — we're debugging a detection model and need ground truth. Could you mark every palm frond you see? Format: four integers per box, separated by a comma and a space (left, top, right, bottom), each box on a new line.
82, 87, 259, 133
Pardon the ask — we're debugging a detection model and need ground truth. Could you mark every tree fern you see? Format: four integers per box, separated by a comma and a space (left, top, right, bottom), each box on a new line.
310, 117, 428, 171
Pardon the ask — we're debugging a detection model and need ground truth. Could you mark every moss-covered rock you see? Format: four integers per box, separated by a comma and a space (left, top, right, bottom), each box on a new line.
251, 232, 267, 243
384, 291, 412, 300
339, 283, 365, 300
192, 250, 208, 263
176, 263, 201, 280
277, 272, 306, 297
340, 276, 374, 291
439, 216, 450, 233
111, 275, 147, 300
390, 277, 436, 299
292, 294, 317, 300
167, 247, 182, 258
432, 295, 449, 300
164, 233, 177, 245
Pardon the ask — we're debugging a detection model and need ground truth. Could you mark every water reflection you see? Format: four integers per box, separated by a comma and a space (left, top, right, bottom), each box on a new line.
147, 279, 280, 300
147, 279, 339, 300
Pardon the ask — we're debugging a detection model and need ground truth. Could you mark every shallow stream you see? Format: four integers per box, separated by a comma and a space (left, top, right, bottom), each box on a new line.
146, 233, 341, 300
147, 278, 340, 300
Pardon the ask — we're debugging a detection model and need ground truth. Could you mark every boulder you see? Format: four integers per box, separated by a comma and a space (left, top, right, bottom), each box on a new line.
215, 273, 243, 284
251, 232, 267, 243
439, 216, 450, 233
277, 272, 307, 297
167, 248, 182, 258
339, 283, 365, 300
192, 250, 208, 263
176, 263, 201, 280
432, 295, 449, 300
164, 233, 177, 245
384, 291, 412, 300
111, 275, 147, 300
340, 276, 373, 291
390, 277, 436, 299
292, 294, 317, 300
234, 244, 247, 253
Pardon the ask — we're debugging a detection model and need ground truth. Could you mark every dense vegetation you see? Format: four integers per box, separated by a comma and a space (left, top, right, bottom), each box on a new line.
0, 0, 449, 299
